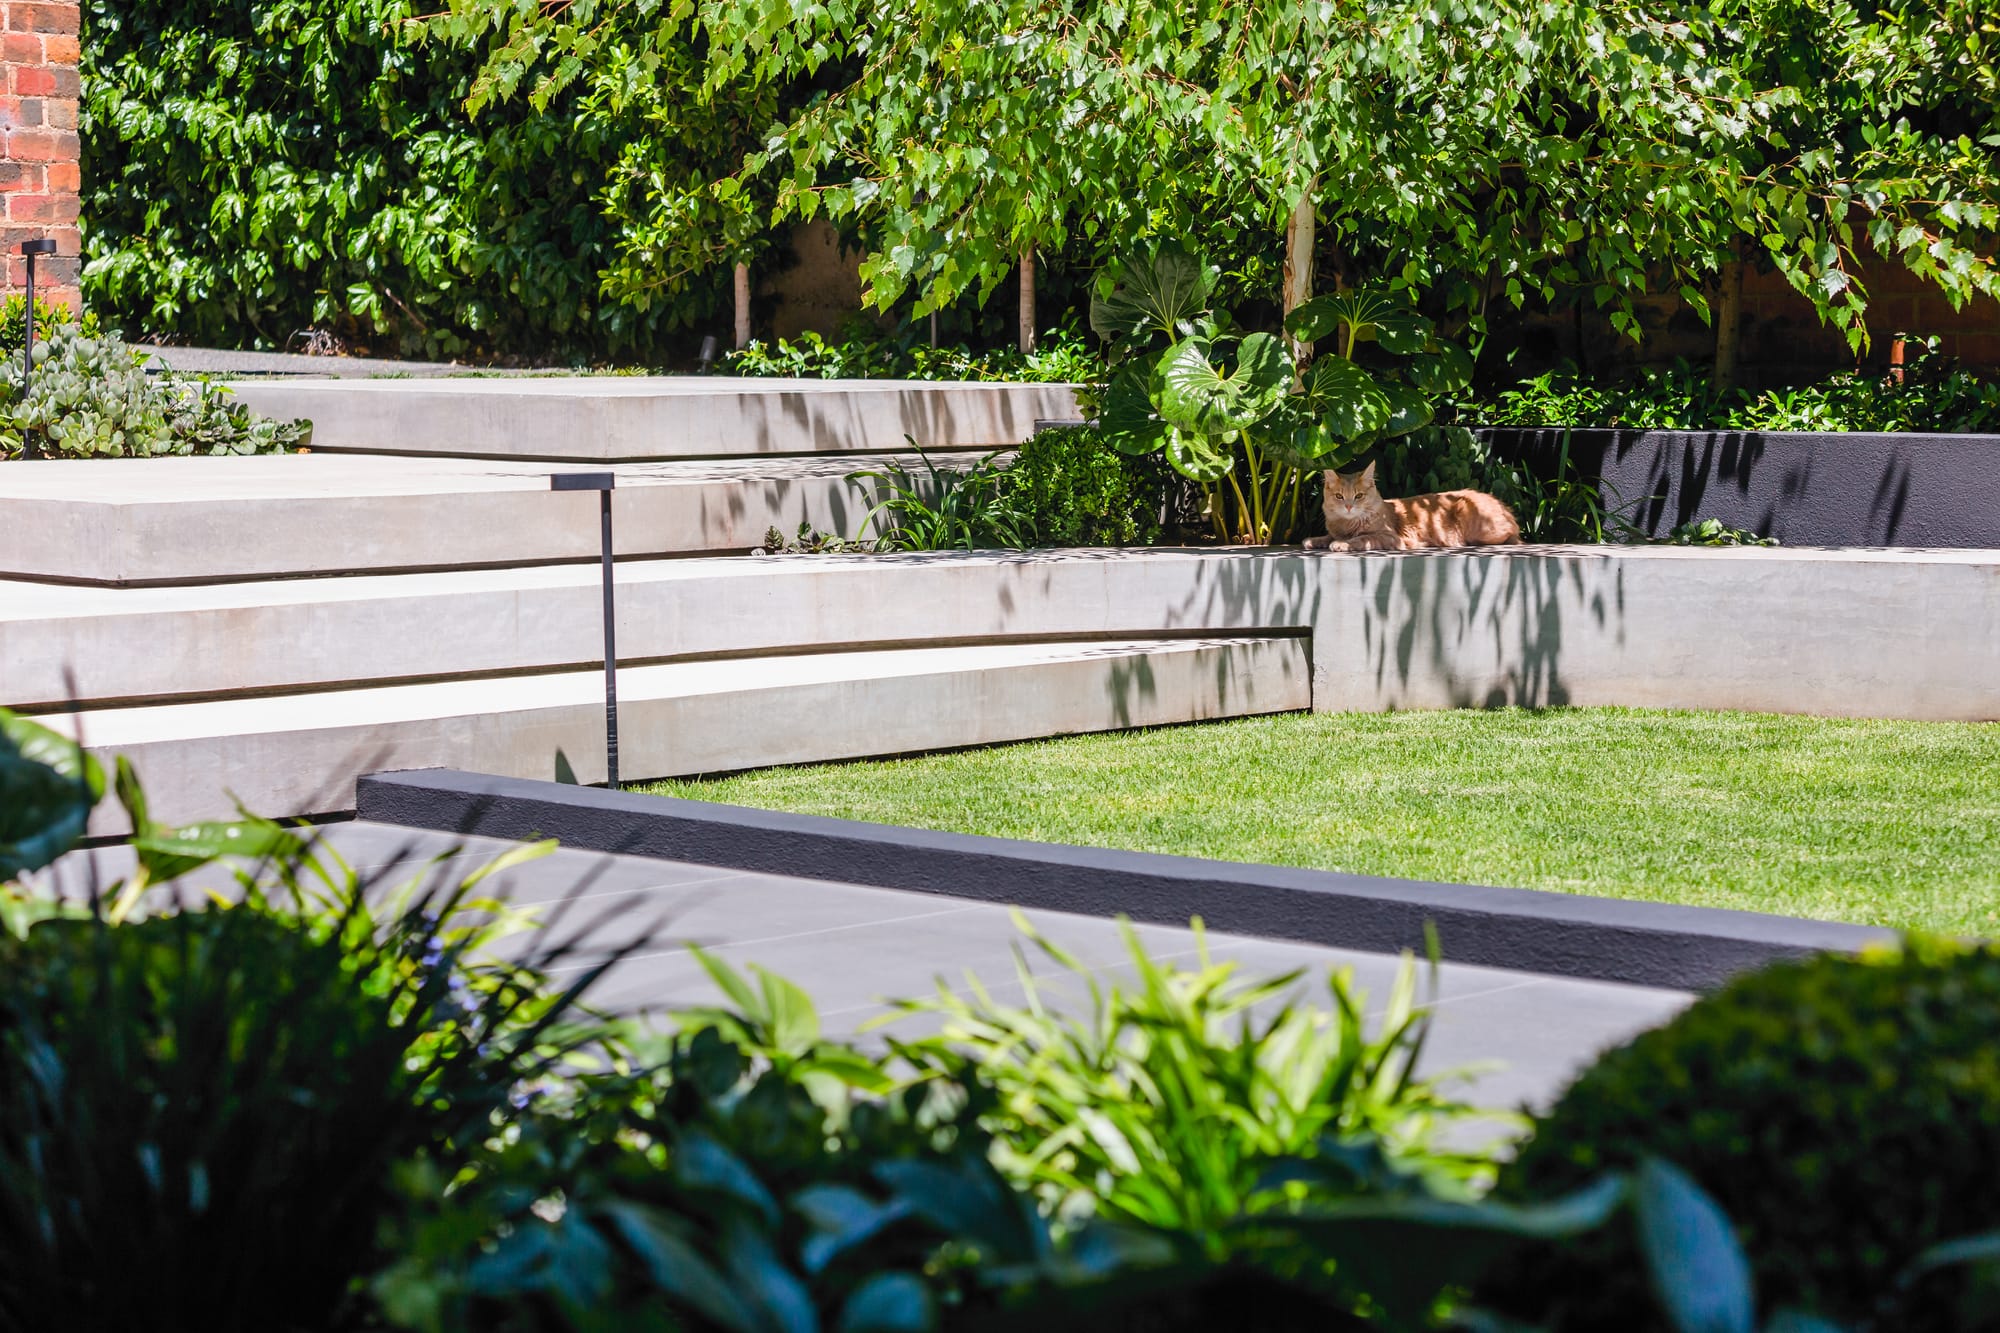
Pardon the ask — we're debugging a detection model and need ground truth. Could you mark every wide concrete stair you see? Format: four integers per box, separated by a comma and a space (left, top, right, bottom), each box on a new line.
0, 378, 1082, 584
1, 376, 1315, 827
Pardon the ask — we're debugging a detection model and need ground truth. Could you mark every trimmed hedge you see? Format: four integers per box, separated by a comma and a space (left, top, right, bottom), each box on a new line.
1006, 426, 1171, 547
1484, 940, 2000, 1330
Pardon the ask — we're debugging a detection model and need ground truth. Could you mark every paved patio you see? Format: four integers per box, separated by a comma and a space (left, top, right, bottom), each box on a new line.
40, 819, 1692, 1112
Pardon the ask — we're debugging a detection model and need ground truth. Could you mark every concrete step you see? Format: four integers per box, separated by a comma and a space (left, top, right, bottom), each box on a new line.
2, 550, 1310, 708
0, 452, 938, 584
53, 635, 1310, 828
222, 376, 1078, 462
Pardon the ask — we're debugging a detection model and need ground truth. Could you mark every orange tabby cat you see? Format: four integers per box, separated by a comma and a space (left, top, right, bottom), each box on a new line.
1304, 462, 1520, 551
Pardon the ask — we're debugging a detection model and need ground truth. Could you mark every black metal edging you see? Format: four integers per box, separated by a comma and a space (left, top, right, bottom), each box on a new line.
355, 769, 1892, 992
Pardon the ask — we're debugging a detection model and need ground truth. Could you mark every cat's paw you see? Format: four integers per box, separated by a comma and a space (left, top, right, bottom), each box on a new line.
1303, 535, 1334, 550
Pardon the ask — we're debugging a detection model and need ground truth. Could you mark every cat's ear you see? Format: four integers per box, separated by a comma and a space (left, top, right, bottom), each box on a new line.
1360, 460, 1377, 487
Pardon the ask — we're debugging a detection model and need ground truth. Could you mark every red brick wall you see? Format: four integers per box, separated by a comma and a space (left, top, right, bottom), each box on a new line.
0, 0, 78, 309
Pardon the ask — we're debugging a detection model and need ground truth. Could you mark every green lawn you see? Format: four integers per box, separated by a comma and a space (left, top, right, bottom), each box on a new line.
645, 709, 2000, 935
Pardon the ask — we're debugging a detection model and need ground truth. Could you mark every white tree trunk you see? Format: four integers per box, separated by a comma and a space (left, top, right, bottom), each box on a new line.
1282, 189, 1316, 361
733, 262, 751, 350
1018, 246, 1036, 355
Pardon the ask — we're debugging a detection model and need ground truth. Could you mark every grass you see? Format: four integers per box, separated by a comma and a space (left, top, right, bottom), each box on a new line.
645, 708, 2000, 936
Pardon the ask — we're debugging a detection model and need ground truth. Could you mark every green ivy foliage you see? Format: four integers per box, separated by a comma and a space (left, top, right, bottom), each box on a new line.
79, 0, 733, 360
1485, 939, 2000, 1332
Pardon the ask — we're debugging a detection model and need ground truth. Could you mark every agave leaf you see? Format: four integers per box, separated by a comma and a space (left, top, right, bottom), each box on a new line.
1634, 1158, 1757, 1333
1090, 245, 1217, 345
0, 709, 102, 880
838, 1272, 933, 1333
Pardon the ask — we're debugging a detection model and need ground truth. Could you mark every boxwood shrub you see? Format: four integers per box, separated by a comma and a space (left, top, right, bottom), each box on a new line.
1482, 939, 2000, 1330
1004, 425, 1172, 547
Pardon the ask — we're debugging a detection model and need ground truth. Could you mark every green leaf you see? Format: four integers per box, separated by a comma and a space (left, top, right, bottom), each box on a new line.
601, 1201, 762, 1331
1377, 380, 1436, 440
1301, 357, 1392, 442
837, 1272, 935, 1333
1098, 361, 1168, 457
794, 1184, 913, 1274
1285, 290, 1430, 354
1155, 333, 1289, 436
1090, 245, 1217, 345
1161, 426, 1234, 482
0, 709, 102, 880
1634, 1159, 1756, 1333
1408, 342, 1474, 396
132, 816, 299, 885
1267, 1173, 1628, 1328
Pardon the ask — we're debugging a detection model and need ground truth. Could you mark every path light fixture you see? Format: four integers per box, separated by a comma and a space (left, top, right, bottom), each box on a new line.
18, 237, 56, 459
696, 334, 719, 374
551, 472, 622, 790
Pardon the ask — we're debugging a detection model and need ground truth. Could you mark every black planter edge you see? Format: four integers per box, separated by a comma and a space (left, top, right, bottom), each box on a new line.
356, 768, 1894, 993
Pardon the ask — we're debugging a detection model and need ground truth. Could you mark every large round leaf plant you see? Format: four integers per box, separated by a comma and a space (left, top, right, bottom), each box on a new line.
1093, 246, 1472, 544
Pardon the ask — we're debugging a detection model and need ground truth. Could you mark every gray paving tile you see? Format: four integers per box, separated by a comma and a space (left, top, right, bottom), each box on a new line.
35, 821, 1694, 1111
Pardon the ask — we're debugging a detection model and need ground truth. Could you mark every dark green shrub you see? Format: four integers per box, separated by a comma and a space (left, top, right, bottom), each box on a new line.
1004, 426, 1169, 547
0, 892, 597, 1332
725, 325, 1100, 384
80, 0, 728, 361
1483, 940, 2000, 1332
1466, 351, 2000, 434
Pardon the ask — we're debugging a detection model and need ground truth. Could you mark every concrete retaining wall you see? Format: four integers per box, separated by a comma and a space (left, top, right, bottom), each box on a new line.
1481, 426, 2000, 548
1308, 545, 2000, 720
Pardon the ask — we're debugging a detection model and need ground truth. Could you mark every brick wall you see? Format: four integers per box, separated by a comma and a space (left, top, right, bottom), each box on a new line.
0, 0, 78, 309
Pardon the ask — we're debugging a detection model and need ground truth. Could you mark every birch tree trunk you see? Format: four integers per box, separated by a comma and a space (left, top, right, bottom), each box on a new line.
733, 262, 751, 350
1282, 189, 1316, 361
1018, 246, 1036, 354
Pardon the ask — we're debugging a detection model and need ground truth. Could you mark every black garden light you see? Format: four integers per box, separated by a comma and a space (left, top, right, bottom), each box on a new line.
552, 472, 622, 790
18, 237, 55, 460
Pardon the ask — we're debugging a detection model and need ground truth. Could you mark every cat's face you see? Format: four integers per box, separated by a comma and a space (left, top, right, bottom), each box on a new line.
1323, 463, 1383, 523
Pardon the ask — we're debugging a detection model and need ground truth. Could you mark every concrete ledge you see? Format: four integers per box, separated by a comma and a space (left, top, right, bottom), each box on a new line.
355, 768, 1894, 991
62, 636, 1307, 827
3, 549, 1309, 708
13, 546, 1995, 723
0, 453, 916, 584
222, 376, 1079, 462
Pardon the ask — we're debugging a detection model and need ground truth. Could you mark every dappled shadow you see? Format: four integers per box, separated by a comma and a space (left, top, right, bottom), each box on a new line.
1335, 546, 1626, 709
